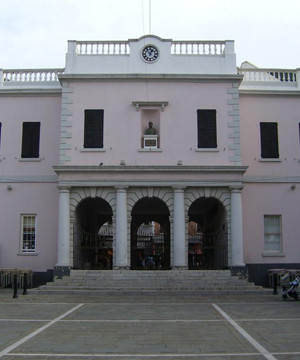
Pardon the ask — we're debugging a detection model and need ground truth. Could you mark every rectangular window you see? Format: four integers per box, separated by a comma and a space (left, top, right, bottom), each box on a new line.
84, 110, 104, 148
264, 215, 281, 252
21, 122, 40, 158
21, 215, 36, 253
260, 122, 279, 158
197, 110, 217, 148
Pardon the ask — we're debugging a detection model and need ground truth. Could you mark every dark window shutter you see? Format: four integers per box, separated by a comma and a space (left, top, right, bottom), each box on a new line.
21, 122, 40, 158
260, 122, 279, 158
197, 110, 217, 148
84, 110, 104, 148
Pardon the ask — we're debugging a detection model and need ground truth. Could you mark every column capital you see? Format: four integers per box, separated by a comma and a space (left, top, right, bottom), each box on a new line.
230, 185, 243, 193
115, 186, 129, 192
173, 186, 186, 192
57, 186, 71, 192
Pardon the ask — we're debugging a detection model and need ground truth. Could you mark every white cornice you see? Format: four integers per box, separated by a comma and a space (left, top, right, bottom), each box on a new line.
57, 180, 244, 188
0, 175, 58, 183
53, 165, 248, 174
243, 175, 300, 183
239, 89, 300, 96
0, 88, 62, 95
58, 74, 243, 82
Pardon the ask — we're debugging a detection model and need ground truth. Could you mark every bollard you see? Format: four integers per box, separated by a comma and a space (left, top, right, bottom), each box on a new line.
273, 273, 278, 295
23, 273, 28, 295
13, 274, 18, 298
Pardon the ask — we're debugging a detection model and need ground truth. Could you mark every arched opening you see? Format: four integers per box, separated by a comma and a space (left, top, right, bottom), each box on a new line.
131, 197, 170, 270
74, 197, 113, 270
188, 197, 228, 270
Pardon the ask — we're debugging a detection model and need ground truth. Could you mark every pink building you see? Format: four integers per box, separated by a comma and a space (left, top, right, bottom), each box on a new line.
0, 36, 299, 286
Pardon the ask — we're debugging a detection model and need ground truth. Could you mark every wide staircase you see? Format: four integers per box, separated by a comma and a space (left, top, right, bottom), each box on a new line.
30, 269, 269, 295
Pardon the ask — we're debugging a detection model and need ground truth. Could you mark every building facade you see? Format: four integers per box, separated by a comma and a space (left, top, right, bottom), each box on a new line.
0, 35, 299, 286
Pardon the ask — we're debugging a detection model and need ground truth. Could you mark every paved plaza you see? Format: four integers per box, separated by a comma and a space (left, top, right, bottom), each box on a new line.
0, 289, 299, 360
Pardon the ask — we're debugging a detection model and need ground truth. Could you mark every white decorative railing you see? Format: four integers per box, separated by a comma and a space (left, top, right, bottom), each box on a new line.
171, 41, 226, 55
2, 69, 64, 83
72, 40, 228, 56
238, 68, 297, 83
76, 41, 130, 55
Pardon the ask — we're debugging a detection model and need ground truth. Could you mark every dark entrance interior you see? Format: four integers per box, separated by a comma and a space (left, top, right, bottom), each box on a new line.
131, 197, 170, 270
188, 197, 228, 270
74, 197, 113, 270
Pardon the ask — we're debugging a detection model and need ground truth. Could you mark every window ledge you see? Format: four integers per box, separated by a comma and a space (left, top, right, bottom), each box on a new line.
138, 148, 163, 152
259, 158, 282, 162
17, 252, 38, 256
18, 158, 42, 162
80, 148, 106, 152
195, 148, 219, 152
262, 252, 285, 257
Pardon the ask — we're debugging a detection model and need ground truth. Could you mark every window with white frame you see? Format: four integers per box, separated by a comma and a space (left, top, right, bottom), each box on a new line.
21, 215, 36, 253
264, 215, 282, 253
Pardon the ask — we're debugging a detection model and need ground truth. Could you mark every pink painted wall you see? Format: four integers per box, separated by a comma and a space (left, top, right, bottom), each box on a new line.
0, 183, 58, 270
0, 95, 61, 176
0, 95, 61, 270
240, 94, 300, 264
240, 94, 300, 176
242, 183, 300, 263
65, 80, 237, 166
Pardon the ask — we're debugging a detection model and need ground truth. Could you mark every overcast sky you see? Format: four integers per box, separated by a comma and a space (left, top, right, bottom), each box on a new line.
0, 0, 299, 70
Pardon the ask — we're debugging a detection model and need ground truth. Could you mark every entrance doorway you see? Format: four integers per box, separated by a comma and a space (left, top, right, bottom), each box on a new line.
74, 197, 113, 270
188, 197, 228, 270
131, 197, 170, 270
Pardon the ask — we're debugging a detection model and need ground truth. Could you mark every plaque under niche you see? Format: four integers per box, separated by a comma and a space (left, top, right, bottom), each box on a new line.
144, 134, 158, 149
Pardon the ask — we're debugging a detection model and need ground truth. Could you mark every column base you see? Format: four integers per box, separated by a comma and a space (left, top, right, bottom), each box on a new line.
172, 266, 188, 271
54, 266, 71, 279
113, 266, 130, 270
230, 266, 248, 280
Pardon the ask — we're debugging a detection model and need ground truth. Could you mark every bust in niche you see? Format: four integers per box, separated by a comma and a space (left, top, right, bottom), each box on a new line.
145, 122, 157, 135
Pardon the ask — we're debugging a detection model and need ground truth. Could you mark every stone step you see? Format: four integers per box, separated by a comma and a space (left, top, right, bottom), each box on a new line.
49, 280, 251, 286
30, 288, 270, 296
31, 270, 267, 295
36, 284, 262, 291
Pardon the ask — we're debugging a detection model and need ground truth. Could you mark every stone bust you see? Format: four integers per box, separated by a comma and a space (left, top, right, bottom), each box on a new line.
145, 122, 157, 135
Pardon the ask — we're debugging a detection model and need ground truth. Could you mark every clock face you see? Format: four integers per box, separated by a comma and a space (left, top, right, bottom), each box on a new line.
142, 45, 159, 63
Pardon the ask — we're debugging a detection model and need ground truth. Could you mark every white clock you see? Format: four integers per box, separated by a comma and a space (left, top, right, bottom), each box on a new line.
141, 45, 159, 63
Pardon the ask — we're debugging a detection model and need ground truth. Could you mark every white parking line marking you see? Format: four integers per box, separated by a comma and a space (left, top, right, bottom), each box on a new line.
0, 304, 83, 358
61, 319, 226, 322
0, 319, 49, 322
212, 304, 278, 360
7, 352, 262, 357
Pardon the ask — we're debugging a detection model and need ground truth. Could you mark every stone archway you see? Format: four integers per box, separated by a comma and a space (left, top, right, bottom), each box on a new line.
188, 197, 228, 270
74, 197, 113, 270
131, 197, 170, 270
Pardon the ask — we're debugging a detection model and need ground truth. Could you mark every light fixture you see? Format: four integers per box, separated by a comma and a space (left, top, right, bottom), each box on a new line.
7, 185, 12, 191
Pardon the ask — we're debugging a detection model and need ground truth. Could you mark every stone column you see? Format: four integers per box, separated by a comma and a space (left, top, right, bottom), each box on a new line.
173, 187, 186, 269
56, 187, 71, 276
230, 186, 244, 267
114, 187, 129, 269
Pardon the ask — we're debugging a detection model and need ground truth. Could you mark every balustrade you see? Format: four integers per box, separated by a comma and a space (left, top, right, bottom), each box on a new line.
171, 41, 226, 55
239, 68, 297, 83
3, 69, 63, 83
76, 41, 130, 55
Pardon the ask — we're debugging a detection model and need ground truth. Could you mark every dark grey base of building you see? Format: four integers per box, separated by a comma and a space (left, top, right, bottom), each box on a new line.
247, 263, 300, 287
